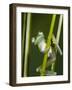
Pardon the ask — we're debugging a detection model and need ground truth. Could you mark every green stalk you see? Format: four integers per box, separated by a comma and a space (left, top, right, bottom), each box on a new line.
56, 15, 63, 43
22, 13, 27, 77
24, 13, 32, 77
22, 14, 27, 55
51, 15, 63, 71
40, 15, 56, 76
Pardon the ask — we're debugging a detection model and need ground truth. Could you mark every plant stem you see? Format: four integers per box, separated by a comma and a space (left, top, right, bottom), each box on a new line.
40, 15, 56, 76
51, 15, 63, 71
22, 13, 27, 77
23, 13, 32, 77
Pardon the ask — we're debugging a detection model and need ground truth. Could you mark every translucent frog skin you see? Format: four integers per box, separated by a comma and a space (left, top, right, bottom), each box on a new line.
32, 32, 57, 58
32, 32, 62, 75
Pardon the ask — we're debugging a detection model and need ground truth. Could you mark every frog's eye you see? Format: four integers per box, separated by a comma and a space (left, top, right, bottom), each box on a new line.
32, 37, 35, 43
38, 32, 43, 35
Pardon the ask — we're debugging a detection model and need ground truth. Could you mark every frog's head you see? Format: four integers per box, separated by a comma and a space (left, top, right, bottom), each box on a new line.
32, 32, 45, 45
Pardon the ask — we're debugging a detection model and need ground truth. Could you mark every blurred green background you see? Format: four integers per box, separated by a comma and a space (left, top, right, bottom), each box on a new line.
22, 13, 63, 77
